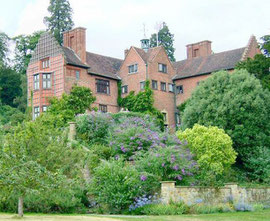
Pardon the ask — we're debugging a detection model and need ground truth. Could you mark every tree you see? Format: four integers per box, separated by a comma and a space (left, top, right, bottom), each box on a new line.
0, 120, 86, 217
177, 124, 237, 185
181, 70, 270, 182
0, 32, 9, 68
150, 22, 175, 62
236, 54, 270, 90
260, 35, 270, 56
119, 80, 164, 129
41, 85, 96, 127
13, 31, 44, 74
44, 0, 74, 44
0, 67, 22, 107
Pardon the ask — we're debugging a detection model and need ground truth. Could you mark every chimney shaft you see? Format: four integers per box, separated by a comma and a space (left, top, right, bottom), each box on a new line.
63, 27, 87, 63
186, 40, 212, 59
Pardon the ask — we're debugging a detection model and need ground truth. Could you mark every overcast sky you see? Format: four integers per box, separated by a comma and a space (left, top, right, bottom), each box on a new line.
0, 0, 269, 60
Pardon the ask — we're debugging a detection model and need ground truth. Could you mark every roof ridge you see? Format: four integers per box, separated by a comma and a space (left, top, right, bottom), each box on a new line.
175, 47, 246, 63
86, 51, 123, 61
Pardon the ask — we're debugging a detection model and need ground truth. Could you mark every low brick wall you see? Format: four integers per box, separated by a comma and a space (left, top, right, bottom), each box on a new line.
161, 181, 270, 205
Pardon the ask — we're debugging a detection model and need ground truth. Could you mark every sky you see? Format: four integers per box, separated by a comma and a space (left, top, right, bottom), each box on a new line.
0, 0, 269, 60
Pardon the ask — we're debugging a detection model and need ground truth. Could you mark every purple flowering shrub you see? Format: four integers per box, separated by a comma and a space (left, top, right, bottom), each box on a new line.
76, 111, 113, 145
135, 145, 198, 186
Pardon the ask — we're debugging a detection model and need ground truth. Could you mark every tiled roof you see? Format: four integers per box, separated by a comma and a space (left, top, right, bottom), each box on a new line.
133, 46, 162, 63
173, 47, 246, 80
86, 52, 123, 80
62, 46, 89, 68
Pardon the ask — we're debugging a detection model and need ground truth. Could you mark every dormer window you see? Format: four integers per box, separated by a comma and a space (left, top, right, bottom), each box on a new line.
42, 58, 50, 69
128, 64, 138, 73
158, 63, 167, 73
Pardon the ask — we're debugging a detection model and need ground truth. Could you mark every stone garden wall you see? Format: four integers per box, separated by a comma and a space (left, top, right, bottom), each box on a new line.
161, 181, 270, 204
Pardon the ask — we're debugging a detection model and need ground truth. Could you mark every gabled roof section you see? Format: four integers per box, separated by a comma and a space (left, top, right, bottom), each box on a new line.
30, 32, 63, 64
132, 46, 163, 63
62, 46, 89, 69
86, 52, 123, 80
173, 47, 246, 80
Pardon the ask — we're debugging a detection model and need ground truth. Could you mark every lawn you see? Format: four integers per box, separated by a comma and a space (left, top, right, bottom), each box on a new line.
0, 210, 269, 221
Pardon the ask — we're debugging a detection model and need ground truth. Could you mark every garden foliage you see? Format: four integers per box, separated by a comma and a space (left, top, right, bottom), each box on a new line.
181, 70, 270, 182
177, 124, 237, 185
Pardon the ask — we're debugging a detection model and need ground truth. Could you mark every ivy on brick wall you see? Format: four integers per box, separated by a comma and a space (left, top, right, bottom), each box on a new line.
118, 80, 164, 129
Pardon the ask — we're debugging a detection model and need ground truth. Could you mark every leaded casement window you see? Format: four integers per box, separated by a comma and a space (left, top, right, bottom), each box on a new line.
42, 58, 50, 69
42, 106, 48, 112
176, 85, 184, 94
76, 70, 80, 80
34, 106, 40, 119
99, 104, 108, 113
161, 82, 166, 91
96, 79, 110, 94
42, 73, 51, 89
140, 81, 145, 90
158, 63, 167, 73
152, 80, 158, 90
128, 64, 138, 73
121, 85, 128, 94
34, 74, 39, 90
168, 83, 174, 92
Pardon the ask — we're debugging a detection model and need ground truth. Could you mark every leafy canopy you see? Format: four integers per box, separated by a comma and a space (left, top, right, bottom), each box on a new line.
150, 22, 175, 62
181, 70, 270, 182
236, 54, 270, 90
177, 124, 237, 185
44, 0, 74, 44
0, 31, 9, 68
13, 31, 44, 74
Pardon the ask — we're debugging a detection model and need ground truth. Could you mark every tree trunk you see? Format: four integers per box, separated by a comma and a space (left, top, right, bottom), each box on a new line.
18, 196, 23, 217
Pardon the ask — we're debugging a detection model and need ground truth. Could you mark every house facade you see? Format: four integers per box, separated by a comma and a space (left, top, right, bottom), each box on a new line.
27, 27, 260, 128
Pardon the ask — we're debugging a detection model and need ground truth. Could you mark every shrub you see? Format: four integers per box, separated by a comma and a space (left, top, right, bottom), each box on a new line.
177, 124, 237, 185
89, 159, 152, 213
234, 202, 253, 212
140, 201, 188, 215
189, 203, 232, 214
181, 70, 270, 182
135, 145, 197, 187
76, 112, 113, 145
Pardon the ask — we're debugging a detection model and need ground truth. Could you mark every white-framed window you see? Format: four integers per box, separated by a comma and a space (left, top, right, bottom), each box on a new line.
34, 106, 40, 119
42, 58, 50, 69
43, 73, 51, 89
76, 70, 80, 80
168, 83, 174, 92
42, 106, 48, 112
121, 85, 128, 94
158, 63, 167, 73
140, 81, 145, 90
161, 82, 166, 91
34, 74, 39, 90
176, 85, 184, 94
96, 79, 110, 94
152, 80, 158, 90
99, 104, 107, 113
128, 64, 138, 73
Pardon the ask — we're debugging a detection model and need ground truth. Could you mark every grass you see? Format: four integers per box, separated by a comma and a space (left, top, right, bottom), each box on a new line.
0, 209, 269, 221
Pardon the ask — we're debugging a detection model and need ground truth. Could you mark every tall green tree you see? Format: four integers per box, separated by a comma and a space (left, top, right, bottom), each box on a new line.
13, 31, 44, 74
0, 67, 22, 107
181, 70, 270, 182
260, 35, 270, 56
44, 0, 74, 44
0, 32, 9, 68
150, 22, 176, 62
236, 54, 270, 90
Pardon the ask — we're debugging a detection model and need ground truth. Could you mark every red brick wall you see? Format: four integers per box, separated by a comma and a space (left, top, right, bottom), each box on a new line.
64, 65, 119, 113
27, 54, 65, 114
174, 74, 210, 106
119, 47, 147, 94
148, 47, 176, 128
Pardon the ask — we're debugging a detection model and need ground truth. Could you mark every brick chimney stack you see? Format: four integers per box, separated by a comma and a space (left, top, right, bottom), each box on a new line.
186, 40, 212, 59
63, 27, 86, 63
124, 49, 129, 58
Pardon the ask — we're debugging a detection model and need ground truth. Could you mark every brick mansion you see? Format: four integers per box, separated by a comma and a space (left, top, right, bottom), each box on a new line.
27, 27, 260, 128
